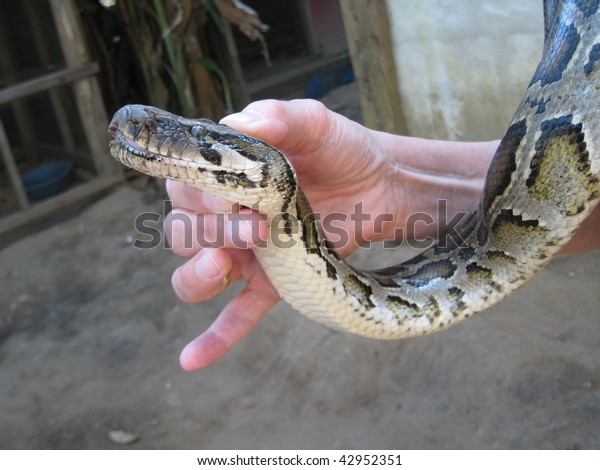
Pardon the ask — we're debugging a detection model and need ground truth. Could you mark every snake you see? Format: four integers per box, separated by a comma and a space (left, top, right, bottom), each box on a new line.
109, 0, 599, 340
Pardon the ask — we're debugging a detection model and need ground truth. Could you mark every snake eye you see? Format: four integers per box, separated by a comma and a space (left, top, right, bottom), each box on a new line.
190, 125, 208, 138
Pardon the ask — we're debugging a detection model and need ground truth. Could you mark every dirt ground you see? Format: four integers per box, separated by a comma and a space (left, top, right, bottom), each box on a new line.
1, 85, 599, 449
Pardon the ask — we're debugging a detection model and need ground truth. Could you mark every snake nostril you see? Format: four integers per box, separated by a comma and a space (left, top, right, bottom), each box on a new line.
108, 121, 118, 138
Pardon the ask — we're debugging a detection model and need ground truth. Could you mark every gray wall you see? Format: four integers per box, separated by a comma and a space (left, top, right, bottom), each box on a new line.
386, 0, 544, 140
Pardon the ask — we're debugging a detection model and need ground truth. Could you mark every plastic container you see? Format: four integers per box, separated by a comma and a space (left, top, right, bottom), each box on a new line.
21, 160, 73, 200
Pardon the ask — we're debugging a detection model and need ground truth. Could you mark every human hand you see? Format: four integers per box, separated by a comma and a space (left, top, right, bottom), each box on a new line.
166, 99, 394, 370
166, 99, 496, 371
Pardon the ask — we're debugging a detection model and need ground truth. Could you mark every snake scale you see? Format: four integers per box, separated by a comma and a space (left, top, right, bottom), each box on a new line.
109, 0, 599, 339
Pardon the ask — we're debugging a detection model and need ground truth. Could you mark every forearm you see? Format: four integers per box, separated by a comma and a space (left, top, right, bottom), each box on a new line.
374, 130, 599, 253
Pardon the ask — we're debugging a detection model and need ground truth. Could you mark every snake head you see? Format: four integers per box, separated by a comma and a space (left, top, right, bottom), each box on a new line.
109, 105, 261, 167
109, 105, 298, 216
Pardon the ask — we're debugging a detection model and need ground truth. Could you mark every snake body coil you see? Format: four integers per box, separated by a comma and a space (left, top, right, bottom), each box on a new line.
109, 0, 599, 339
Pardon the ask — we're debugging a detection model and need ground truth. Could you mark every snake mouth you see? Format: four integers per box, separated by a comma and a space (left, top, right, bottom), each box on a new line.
108, 124, 168, 169
109, 138, 161, 163
109, 106, 158, 162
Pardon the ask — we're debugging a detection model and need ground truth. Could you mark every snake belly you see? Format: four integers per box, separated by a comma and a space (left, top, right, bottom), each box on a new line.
109, 0, 600, 339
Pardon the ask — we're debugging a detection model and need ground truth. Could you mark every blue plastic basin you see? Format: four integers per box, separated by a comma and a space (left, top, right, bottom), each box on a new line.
21, 160, 73, 200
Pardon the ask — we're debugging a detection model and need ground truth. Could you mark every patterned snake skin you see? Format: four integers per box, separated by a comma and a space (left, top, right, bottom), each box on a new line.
109, 0, 599, 339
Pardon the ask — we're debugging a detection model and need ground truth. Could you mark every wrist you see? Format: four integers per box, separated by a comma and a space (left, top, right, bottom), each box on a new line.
373, 131, 498, 241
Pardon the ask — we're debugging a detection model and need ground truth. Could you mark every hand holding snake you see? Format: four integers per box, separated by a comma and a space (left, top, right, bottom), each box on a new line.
110, 1, 599, 370
165, 100, 501, 369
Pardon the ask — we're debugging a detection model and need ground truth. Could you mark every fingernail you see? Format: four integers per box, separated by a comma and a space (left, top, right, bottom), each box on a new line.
220, 111, 260, 126
195, 251, 223, 281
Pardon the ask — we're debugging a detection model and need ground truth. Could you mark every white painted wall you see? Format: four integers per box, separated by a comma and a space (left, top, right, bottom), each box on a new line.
386, 0, 544, 140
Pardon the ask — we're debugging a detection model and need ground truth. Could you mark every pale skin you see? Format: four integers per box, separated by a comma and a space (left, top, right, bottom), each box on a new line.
165, 99, 600, 371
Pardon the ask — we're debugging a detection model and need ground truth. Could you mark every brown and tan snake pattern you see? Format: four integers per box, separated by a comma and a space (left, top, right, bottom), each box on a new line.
109, 0, 599, 339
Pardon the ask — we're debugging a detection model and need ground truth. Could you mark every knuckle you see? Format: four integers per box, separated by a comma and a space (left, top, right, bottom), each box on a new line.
172, 266, 218, 303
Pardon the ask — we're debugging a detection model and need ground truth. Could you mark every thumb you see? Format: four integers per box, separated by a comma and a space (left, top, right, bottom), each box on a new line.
220, 99, 334, 154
